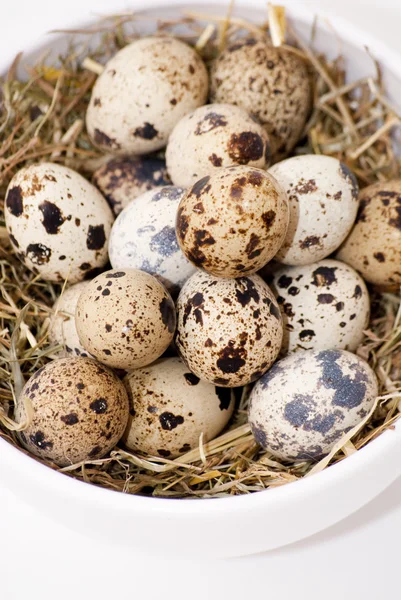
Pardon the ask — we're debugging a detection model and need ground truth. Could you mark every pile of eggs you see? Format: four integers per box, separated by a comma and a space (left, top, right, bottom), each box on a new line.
6, 33, 399, 473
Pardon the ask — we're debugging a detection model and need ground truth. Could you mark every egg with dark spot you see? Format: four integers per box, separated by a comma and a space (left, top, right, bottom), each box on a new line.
123, 357, 234, 457
109, 186, 195, 293
166, 104, 271, 187
269, 259, 370, 354
5, 163, 114, 283
176, 165, 288, 277
93, 155, 171, 215
75, 269, 176, 369
48, 281, 91, 357
268, 155, 359, 265
176, 271, 282, 387
337, 179, 401, 290
249, 349, 378, 461
86, 36, 208, 155
15, 357, 129, 467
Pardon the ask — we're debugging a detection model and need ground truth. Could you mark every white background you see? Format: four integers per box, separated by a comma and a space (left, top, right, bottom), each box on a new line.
2, 1, 401, 599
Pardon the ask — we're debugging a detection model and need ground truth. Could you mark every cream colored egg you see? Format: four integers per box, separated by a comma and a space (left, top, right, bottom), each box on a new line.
93, 155, 170, 216
210, 39, 311, 159
48, 282, 91, 357
176, 271, 283, 387
269, 259, 370, 353
75, 269, 176, 370
268, 155, 359, 265
166, 103, 271, 187
5, 163, 114, 283
15, 357, 129, 467
249, 349, 378, 461
176, 166, 288, 277
86, 36, 209, 155
123, 357, 235, 458
109, 186, 196, 295
337, 179, 401, 290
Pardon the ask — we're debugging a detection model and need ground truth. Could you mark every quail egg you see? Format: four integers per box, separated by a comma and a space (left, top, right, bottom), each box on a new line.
48, 281, 91, 357
249, 349, 378, 461
210, 39, 311, 159
337, 179, 401, 290
268, 155, 359, 265
5, 162, 114, 283
166, 103, 271, 187
109, 186, 196, 295
15, 357, 129, 467
269, 259, 370, 353
86, 36, 209, 155
75, 269, 176, 370
123, 356, 235, 458
176, 166, 288, 277
93, 155, 170, 216
176, 271, 283, 387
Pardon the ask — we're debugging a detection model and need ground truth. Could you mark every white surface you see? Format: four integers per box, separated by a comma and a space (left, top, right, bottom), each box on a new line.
2, 0, 401, 597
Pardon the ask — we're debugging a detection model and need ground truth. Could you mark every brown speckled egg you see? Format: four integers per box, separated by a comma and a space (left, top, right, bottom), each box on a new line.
93, 155, 170, 216
123, 357, 235, 458
210, 39, 311, 159
15, 357, 129, 467
269, 260, 370, 354
5, 163, 114, 283
337, 179, 401, 290
176, 166, 288, 277
166, 103, 271, 187
268, 155, 359, 265
176, 271, 283, 387
49, 281, 91, 357
249, 349, 378, 461
86, 36, 208, 155
75, 269, 176, 370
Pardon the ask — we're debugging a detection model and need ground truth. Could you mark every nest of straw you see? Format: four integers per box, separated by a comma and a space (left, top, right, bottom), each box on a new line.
1, 6, 401, 498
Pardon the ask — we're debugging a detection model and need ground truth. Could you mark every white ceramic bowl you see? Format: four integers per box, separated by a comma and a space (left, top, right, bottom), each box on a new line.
1, 0, 401, 559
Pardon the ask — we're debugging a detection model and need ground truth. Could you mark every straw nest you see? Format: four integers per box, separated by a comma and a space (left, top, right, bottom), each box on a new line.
1, 5, 401, 498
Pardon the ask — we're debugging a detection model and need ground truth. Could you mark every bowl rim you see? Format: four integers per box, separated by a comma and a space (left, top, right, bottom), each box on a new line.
1, 0, 401, 516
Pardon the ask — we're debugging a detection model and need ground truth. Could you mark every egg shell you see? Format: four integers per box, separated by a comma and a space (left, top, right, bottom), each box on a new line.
249, 349, 378, 461
123, 356, 235, 458
337, 179, 401, 290
109, 186, 196, 295
166, 103, 271, 187
176, 166, 289, 278
15, 357, 129, 467
93, 155, 170, 216
176, 271, 283, 387
268, 155, 359, 265
75, 269, 176, 370
210, 39, 311, 159
269, 259, 370, 353
5, 163, 114, 283
48, 281, 91, 357
86, 36, 208, 155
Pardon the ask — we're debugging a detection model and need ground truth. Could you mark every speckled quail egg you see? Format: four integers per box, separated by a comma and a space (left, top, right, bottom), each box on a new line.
15, 357, 129, 467
123, 357, 235, 458
176, 271, 283, 387
268, 155, 359, 265
109, 186, 196, 295
48, 281, 91, 357
5, 163, 114, 283
176, 166, 288, 277
269, 259, 370, 354
337, 179, 401, 290
166, 103, 271, 188
210, 39, 311, 159
93, 155, 170, 216
75, 269, 176, 370
86, 36, 208, 155
249, 349, 378, 461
